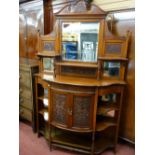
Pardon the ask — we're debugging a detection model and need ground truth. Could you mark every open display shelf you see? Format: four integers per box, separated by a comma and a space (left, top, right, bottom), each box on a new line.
50, 127, 115, 154
55, 61, 98, 68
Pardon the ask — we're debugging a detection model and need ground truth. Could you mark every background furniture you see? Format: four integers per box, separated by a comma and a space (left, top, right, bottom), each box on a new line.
19, 0, 44, 58
19, 58, 39, 132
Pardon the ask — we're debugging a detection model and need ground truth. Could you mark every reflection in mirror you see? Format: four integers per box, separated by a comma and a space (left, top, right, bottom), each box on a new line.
44, 88, 48, 98
103, 61, 120, 77
101, 93, 116, 103
62, 22, 99, 62
43, 58, 54, 72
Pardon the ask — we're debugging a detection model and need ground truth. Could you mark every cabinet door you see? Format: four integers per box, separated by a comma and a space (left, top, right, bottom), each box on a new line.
71, 94, 94, 131
51, 90, 69, 128
50, 88, 94, 132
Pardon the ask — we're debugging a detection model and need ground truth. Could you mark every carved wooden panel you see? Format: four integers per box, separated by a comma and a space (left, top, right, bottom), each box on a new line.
56, 0, 106, 15
52, 93, 67, 125
43, 41, 55, 51
73, 96, 91, 128
105, 43, 122, 54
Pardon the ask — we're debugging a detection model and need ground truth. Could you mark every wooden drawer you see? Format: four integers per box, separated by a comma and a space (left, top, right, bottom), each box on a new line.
19, 69, 31, 89
19, 97, 33, 110
19, 87, 32, 100
20, 106, 32, 122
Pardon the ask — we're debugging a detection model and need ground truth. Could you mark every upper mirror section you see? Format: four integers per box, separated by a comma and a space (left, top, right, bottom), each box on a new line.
61, 22, 100, 62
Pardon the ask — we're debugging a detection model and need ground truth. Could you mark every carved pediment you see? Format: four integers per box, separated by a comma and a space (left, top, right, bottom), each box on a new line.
56, 0, 106, 16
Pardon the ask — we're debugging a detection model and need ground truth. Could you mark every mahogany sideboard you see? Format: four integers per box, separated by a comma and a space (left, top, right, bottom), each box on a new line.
34, 0, 130, 154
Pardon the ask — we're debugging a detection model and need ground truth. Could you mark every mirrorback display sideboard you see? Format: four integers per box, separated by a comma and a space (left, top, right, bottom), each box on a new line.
34, 0, 130, 154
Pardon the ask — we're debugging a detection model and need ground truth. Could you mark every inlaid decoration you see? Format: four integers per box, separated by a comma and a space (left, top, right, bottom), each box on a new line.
73, 96, 91, 128
43, 42, 55, 51
43, 58, 54, 72
105, 44, 122, 54
52, 93, 67, 125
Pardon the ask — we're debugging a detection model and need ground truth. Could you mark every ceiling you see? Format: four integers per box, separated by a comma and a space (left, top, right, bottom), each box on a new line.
19, 0, 38, 4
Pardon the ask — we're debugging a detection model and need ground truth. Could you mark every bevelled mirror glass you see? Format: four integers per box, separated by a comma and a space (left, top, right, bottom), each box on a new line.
61, 22, 99, 62
43, 58, 54, 73
103, 61, 120, 77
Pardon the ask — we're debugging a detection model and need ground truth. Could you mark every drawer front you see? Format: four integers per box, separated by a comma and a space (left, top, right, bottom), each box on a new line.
19, 65, 30, 72
19, 69, 31, 89
19, 97, 33, 110
20, 107, 32, 122
19, 87, 32, 100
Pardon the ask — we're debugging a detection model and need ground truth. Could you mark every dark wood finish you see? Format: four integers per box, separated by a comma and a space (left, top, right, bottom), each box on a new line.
34, 0, 131, 154
43, 0, 53, 34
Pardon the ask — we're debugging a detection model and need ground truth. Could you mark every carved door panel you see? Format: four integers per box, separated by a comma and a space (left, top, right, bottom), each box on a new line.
71, 94, 94, 130
51, 90, 69, 128
51, 88, 94, 131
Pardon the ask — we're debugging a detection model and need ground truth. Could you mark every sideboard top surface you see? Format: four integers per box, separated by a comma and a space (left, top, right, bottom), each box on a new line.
35, 73, 126, 87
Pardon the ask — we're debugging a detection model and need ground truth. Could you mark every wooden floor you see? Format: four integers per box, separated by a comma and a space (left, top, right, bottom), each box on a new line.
19, 122, 135, 155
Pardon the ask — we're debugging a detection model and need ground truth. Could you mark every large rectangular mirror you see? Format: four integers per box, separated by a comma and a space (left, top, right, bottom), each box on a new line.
61, 22, 100, 62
